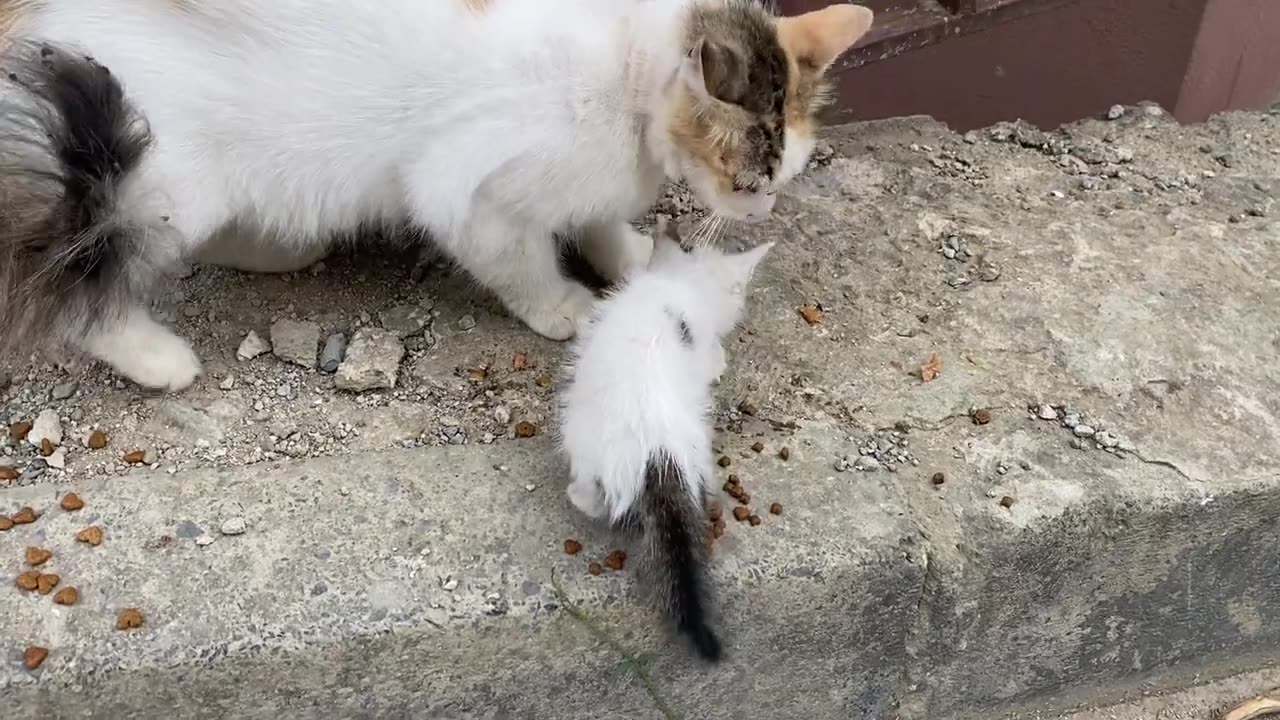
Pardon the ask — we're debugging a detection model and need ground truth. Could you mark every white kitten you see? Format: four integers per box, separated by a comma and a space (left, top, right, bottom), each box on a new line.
0, 0, 870, 391
559, 229, 772, 660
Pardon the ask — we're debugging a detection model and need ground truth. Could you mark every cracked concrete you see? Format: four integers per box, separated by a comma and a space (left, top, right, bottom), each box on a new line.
3, 107, 1280, 718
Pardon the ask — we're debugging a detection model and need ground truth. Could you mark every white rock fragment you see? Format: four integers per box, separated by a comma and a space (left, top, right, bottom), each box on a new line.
220, 517, 248, 536
29, 409, 62, 447
195, 534, 217, 547
1037, 404, 1058, 420
219, 375, 236, 391
45, 448, 66, 470
335, 328, 405, 392
1073, 424, 1096, 438
237, 331, 271, 361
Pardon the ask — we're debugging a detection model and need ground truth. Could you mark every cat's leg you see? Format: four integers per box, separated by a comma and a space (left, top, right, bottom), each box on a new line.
436, 204, 596, 340
579, 221, 655, 282
195, 224, 330, 274
567, 474, 608, 520
82, 304, 202, 392
711, 341, 728, 383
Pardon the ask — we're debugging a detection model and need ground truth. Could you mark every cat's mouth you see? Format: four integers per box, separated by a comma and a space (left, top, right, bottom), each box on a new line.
709, 189, 776, 224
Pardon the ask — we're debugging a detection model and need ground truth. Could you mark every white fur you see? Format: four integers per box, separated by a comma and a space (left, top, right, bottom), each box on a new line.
559, 236, 772, 522
12, 0, 813, 389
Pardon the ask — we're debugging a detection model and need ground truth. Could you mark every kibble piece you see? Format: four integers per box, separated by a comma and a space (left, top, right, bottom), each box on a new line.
25, 547, 52, 566
39, 438, 54, 457
748, 515, 762, 526
737, 401, 758, 416
799, 303, 823, 325
76, 525, 104, 546
87, 430, 108, 449
10, 421, 32, 441
15, 570, 40, 591
708, 504, 722, 522
122, 450, 145, 464
769, 502, 783, 515
563, 539, 583, 556
999, 496, 1016, 509
717, 456, 731, 468
732, 506, 750, 522
712, 522, 726, 539
972, 408, 993, 425
587, 562, 603, 576
514, 421, 538, 438
0, 516, 13, 531
60, 493, 85, 511
727, 485, 744, 500
721, 480, 736, 492
12, 507, 37, 524
726, 473, 740, 486
512, 352, 529, 371
604, 549, 626, 571
53, 586, 79, 606
36, 573, 59, 594
116, 608, 145, 630
737, 493, 751, 506
751, 441, 765, 453
778, 447, 791, 461
22, 646, 48, 670
0, 467, 17, 480
931, 472, 946, 485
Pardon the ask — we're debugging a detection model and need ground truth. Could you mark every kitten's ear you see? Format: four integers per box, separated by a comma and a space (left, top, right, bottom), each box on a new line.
682, 37, 749, 106
776, 5, 874, 73
726, 242, 775, 284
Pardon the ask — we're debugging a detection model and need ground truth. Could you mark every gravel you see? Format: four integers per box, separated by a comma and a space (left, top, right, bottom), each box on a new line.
270, 319, 321, 369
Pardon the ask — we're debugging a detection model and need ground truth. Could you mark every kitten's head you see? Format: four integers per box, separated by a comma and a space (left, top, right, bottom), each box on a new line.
659, 1, 873, 222
651, 233, 773, 334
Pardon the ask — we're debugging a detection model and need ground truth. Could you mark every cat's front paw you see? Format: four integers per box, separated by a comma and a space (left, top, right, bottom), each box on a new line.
567, 477, 608, 519
520, 284, 596, 341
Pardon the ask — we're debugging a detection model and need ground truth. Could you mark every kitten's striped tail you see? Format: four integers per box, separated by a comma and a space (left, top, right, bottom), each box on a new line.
0, 41, 168, 350
643, 454, 722, 661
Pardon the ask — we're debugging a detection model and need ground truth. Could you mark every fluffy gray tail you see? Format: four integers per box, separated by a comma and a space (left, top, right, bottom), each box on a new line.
0, 41, 162, 349
643, 454, 722, 661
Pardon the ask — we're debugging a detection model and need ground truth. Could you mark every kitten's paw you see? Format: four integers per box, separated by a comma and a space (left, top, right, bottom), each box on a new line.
116, 334, 204, 391
568, 479, 608, 519
520, 284, 596, 341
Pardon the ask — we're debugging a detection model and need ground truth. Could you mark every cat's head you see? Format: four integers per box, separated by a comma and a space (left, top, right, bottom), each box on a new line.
651, 233, 773, 333
658, 1, 873, 222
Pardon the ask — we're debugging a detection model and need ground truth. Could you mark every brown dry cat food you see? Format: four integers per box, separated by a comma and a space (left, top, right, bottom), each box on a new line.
0, 516, 13, 531
737, 401, 758, 416
748, 515, 762, 526
931, 472, 946, 485
563, 539, 583, 556
36, 573, 59, 594
799, 303, 823, 325
708, 504, 722, 522
769, 502, 783, 515
39, 438, 54, 457
972, 408, 992, 425
12, 507, 37, 524
512, 352, 529, 371
999, 496, 1016, 509
87, 430, 108, 449
737, 493, 751, 506
15, 570, 40, 591
778, 447, 791, 461
717, 456, 731, 468
751, 441, 765, 453
122, 450, 145, 464
0, 467, 17, 481
116, 608, 145, 630
76, 526, 104, 546
604, 550, 626, 571
10, 421, 32, 441
732, 506, 750, 522
514, 421, 538, 438
587, 562, 602, 576
60, 493, 84, 511
25, 547, 52, 566
53, 587, 79, 606
23, 646, 48, 670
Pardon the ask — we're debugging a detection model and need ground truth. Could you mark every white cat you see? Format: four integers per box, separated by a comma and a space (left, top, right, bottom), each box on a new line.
559, 228, 773, 660
0, 0, 870, 390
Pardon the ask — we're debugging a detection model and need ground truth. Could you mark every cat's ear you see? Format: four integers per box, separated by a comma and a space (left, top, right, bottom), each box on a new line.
682, 37, 749, 106
775, 5, 874, 73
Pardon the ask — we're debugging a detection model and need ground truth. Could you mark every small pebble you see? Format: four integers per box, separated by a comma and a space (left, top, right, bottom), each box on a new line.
219, 375, 235, 390
1037, 404, 1058, 420
1073, 424, 1096, 438
1106, 104, 1125, 120
778, 447, 790, 461
457, 315, 477, 331
236, 330, 271, 361
220, 517, 248, 536
51, 382, 78, 400
493, 406, 512, 424
999, 496, 1016, 509
195, 534, 217, 547
931, 472, 945, 485
854, 456, 881, 472
319, 333, 348, 373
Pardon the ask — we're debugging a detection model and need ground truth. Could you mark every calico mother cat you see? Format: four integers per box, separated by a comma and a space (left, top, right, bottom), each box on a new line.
0, 0, 872, 390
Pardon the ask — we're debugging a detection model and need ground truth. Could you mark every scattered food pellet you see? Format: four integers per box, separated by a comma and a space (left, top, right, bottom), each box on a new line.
587, 562, 603, 576
60, 493, 84, 511
920, 352, 943, 383
0, 516, 12, 531
512, 352, 529, 371
722, 479, 737, 492
87, 430, 108, 449
708, 504, 722, 522
39, 438, 54, 457
732, 506, 751, 522
727, 474, 740, 485
748, 515, 762, 526
466, 366, 489, 383
10, 421, 32, 441
737, 493, 751, 506
717, 456, 731, 468
514, 421, 538, 438
25, 547, 52, 566
116, 608, 145, 630
76, 526, 104, 546
122, 450, 145, 464
999, 496, 1016, 509
15, 571, 40, 591
53, 587, 79, 606
12, 507, 37, 524
778, 447, 791, 461
769, 502, 783, 515
737, 401, 758, 416
931, 472, 946, 485
0, 467, 17, 480
604, 550, 626, 571
799, 303, 824, 325
563, 539, 583, 556
727, 485, 744, 500
972, 408, 993, 425
36, 574, 59, 594
711, 523, 725, 539
751, 441, 765, 453
23, 646, 48, 670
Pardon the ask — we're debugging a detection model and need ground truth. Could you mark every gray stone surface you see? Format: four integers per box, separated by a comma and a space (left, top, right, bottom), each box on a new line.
334, 328, 404, 392
3, 109, 1280, 717
269, 319, 320, 369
